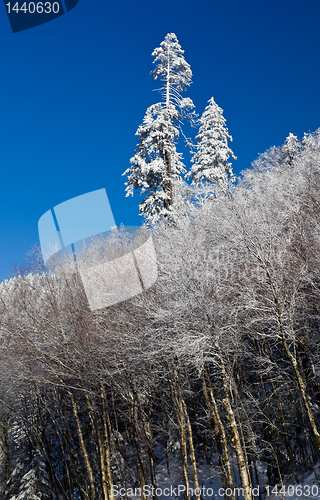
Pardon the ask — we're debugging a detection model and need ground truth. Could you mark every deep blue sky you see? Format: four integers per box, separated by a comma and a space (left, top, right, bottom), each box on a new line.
0, 0, 320, 280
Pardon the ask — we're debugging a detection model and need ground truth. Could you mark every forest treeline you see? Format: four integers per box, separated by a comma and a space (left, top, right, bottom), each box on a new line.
1, 128, 320, 499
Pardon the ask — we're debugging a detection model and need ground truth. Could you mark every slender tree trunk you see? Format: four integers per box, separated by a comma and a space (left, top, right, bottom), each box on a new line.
182, 399, 200, 500
2, 418, 10, 482
82, 387, 109, 500
165, 443, 170, 477
177, 397, 190, 500
160, 144, 172, 211
166, 58, 170, 108
299, 399, 320, 482
163, 56, 173, 211
172, 378, 190, 500
100, 384, 115, 500
109, 402, 127, 497
272, 382, 299, 481
218, 357, 252, 500
202, 370, 234, 497
164, 150, 173, 206
233, 388, 253, 492
69, 392, 96, 500
128, 399, 146, 500
141, 409, 157, 500
222, 395, 252, 500
60, 397, 87, 499
97, 423, 109, 500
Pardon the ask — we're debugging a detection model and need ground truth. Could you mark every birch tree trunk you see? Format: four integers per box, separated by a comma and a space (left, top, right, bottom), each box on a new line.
202, 370, 234, 497
171, 374, 190, 500
69, 392, 96, 500
218, 356, 252, 500
182, 399, 200, 500
128, 399, 146, 500
100, 384, 115, 500
141, 407, 158, 500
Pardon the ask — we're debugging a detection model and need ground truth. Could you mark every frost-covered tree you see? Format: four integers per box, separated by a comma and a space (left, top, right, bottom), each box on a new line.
281, 132, 300, 166
4, 417, 31, 500
5, 129, 320, 496
123, 33, 195, 222
6, 463, 24, 500
188, 97, 236, 189
13, 449, 51, 500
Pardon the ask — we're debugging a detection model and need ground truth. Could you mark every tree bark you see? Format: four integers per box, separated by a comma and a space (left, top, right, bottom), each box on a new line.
100, 384, 115, 500
202, 370, 234, 497
182, 399, 200, 500
69, 392, 96, 500
128, 399, 146, 500
218, 357, 252, 500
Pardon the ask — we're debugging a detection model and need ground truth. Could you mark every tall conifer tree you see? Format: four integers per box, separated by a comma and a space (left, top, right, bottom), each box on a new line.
188, 97, 236, 189
123, 33, 195, 222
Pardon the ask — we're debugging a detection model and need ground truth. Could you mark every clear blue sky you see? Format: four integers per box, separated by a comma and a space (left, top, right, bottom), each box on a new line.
0, 0, 319, 280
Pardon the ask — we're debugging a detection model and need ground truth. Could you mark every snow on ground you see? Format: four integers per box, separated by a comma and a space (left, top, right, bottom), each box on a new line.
267, 469, 320, 500
154, 450, 222, 499
116, 444, 320, 500
128, 449, 320, 500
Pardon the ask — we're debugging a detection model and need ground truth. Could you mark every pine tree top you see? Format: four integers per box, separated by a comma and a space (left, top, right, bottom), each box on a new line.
151, 33, 193, 98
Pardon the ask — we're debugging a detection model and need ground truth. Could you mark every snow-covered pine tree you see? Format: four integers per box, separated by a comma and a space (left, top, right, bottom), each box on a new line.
14, 448, 51, 500
123, 33, 195, 222
281, 132, 300, 166
188, 97, 236, 190
5, 463, 24, 500
4, 418, 30, 500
